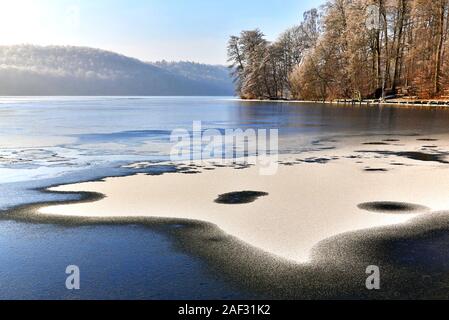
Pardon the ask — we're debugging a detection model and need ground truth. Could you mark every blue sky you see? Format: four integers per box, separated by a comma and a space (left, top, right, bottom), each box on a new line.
0, 0, 324, 64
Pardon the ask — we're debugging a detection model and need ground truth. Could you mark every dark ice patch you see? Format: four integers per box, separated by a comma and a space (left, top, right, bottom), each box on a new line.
358, 202, 430, 214
417, 138, 439, 142
383, 139, 400, 142
364, 168, 388, 172
363, 142, 390, 146
215, 191, 269, 205
356, 151, 449, 164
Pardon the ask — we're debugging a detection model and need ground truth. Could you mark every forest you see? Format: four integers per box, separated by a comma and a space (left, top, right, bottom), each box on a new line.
228, 0, 449, 101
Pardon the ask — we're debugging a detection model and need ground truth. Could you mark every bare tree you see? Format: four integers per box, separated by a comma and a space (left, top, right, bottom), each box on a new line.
230, 0, 449, 101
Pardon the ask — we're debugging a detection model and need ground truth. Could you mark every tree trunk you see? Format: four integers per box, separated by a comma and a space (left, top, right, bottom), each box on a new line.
434, 1, 446, 96
392, 0, 406, 91
381, 1, 390, 96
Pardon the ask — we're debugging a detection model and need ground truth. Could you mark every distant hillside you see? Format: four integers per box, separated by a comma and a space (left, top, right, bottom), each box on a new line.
152, 61, 233, 92
0, 45, 234, 96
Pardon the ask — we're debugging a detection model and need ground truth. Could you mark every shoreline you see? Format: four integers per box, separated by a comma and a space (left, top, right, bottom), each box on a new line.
235, 98, 449, 108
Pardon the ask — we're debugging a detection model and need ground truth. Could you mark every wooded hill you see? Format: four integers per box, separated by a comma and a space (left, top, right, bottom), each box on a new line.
0, 45, 233, 96
228, 0, 449, 101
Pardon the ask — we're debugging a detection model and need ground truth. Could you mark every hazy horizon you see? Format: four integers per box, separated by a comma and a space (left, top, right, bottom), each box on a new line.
0, 0, 324, 65
0, 44, 231, 66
